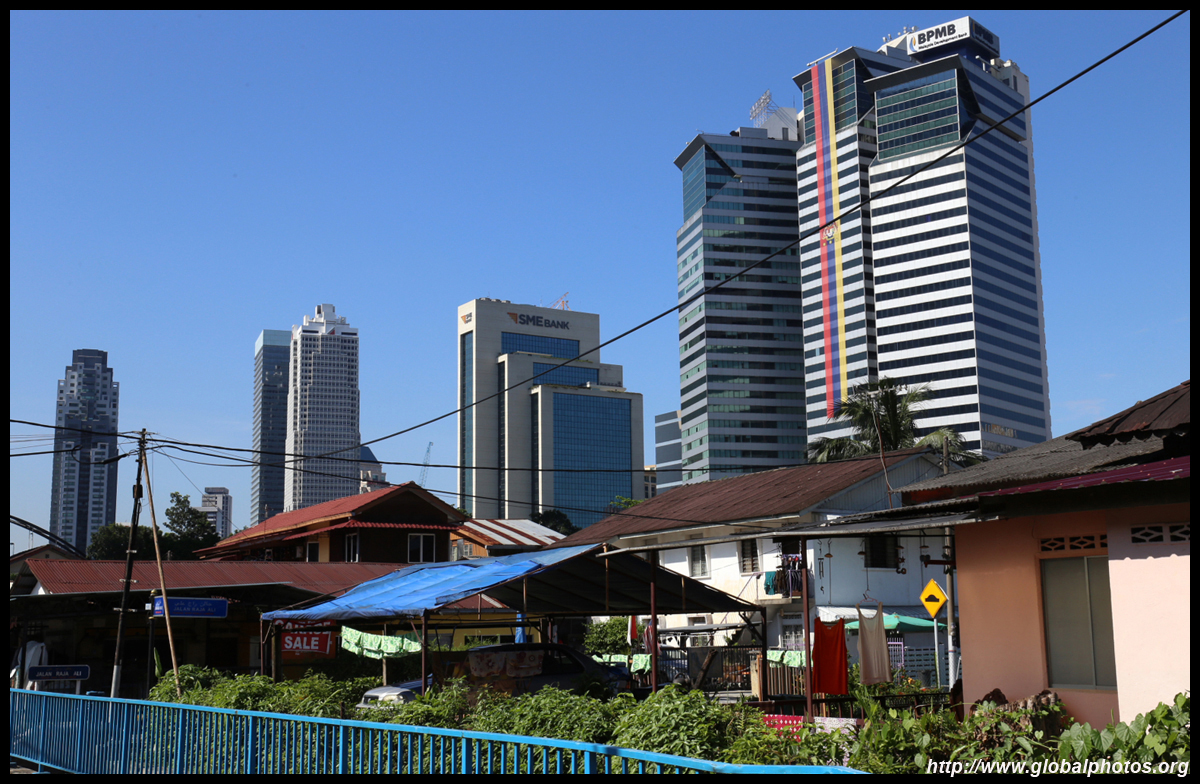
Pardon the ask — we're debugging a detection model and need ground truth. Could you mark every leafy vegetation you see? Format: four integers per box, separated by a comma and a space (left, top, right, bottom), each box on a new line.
149, 669, 1190, 772
583, 616, 642, 656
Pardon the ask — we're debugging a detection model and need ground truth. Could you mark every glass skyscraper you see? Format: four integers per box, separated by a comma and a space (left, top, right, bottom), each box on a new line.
49, 349, 119, 552
673, 108, 806, 484
251, 329, 291, 525
674, 16, 1051, 481
457, 298, 644, 528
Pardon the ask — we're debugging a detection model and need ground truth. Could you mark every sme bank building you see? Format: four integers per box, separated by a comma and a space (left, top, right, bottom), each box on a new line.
457, 298, 644, 528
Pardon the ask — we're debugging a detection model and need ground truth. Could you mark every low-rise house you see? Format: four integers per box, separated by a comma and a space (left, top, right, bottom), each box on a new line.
553, 449, 949, 661
825, 381, 1190, 726
198, 482, 466, 563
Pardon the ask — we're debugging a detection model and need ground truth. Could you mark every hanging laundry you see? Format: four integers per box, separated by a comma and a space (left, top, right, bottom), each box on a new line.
856, 602, 892, 686
764, 571, 777, 595
506, 649, 544, 679
468, 650, 508, 678
812, 617, 848, 695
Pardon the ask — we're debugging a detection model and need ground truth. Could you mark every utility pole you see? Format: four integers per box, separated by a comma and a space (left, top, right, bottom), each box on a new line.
110, 430, 146, 698
142, 441, 182, 697
942, 438, 958, 689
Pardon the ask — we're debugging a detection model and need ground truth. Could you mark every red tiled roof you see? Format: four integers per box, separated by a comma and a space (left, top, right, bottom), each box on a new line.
22, 559, 402, 597
1069, 380, 1190, 448
555, 448, 932, 546
978, 456, 1189, 497
204, 482, 466, 552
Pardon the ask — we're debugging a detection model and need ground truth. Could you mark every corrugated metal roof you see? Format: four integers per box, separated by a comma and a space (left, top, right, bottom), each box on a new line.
900, 434, 1166, 504
457, 519, 565, 547
1069, 380, 1190, 447
202, 482, 465, 553
554, 448, 932, 546
978, 455, 1189, 496
20, 560, 401, 597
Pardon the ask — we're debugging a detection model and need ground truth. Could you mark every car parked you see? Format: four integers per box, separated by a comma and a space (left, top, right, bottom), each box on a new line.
357, 642, 631, 709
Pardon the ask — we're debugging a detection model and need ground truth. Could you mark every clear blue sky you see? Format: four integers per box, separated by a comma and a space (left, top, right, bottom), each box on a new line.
10, 10, 1191, 553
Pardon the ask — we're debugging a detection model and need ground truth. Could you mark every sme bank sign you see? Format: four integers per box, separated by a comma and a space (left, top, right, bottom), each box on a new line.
908, 17, 971, 54
508, 312, 570, 330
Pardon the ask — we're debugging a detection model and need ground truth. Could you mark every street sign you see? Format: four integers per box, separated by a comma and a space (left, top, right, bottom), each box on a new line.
152, 596, 228, 618
28, 665, 90, 681
921, 579, 948, 618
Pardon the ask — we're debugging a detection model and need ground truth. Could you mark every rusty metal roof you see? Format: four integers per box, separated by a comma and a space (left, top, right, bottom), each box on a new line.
18, 559, 402, 598
977, 455, 1190, 496
554, 448, 931, 546
201, 482, 465, 554
456, 519, 565, 548
900, 433, 1166, 505
1068, 380, 1190, 448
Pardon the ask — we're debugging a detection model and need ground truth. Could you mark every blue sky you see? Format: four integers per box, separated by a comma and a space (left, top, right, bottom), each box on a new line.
9, 10, 1191, 552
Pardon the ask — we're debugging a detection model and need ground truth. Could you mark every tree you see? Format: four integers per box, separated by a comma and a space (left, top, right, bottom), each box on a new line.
583, 617, 644, 656
529, 509, 577, 536
610, 496, 644, 510
87, 523, 158, 561
806, 378, 982, 466
159, 492, 220, 560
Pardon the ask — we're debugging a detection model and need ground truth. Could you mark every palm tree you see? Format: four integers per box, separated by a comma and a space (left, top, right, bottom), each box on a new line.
806, 378, 980, 465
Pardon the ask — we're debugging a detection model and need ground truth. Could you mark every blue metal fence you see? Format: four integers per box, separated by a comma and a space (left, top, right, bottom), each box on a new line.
9, 689, 862, 774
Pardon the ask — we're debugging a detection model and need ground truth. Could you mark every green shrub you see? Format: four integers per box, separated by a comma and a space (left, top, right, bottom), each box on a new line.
612, 685, 731, 760
1056, 692, 1189, 765
470, 687, 629, 744
377, 678, 471, 729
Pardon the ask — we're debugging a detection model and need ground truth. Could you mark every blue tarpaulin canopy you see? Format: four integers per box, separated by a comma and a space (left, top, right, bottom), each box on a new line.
262, 544, 756, 623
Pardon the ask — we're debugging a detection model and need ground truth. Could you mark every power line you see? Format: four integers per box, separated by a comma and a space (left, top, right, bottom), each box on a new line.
154, 442, 771, 529
9, 11, 1188, 481
306, 9, 1189, 461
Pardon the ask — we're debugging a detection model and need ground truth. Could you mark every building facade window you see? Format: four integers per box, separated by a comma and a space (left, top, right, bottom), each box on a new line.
409, 533, 436, 563
740, 539, 760, 574
863, 535, 899, 569
345, 533, 359, 563
1040, 555, 1116, 689
689, 545, 709, 578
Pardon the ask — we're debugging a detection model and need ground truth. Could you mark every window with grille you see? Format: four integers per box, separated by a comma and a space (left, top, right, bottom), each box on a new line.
740, 539, 760, 573
689, 545, 709, 578
863, 535, 898, 569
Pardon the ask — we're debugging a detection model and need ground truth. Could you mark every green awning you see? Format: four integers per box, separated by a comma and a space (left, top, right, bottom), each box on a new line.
844, 613, 946, 632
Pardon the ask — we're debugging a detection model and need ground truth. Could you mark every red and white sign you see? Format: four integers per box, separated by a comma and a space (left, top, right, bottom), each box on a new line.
282, 631, 334, 659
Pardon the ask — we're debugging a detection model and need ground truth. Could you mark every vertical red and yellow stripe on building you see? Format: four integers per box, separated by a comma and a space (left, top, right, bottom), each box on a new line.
810, 58, 850, 417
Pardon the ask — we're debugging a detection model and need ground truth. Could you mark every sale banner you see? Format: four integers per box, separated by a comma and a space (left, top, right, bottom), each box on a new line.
282, 631, 335, 659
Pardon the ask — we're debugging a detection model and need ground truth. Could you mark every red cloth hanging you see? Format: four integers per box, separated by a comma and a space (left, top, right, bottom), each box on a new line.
812, 617, 849, 695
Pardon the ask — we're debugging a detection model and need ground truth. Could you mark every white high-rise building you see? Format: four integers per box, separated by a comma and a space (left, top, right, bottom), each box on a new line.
283, 304, 361, 512
49, 349, 119, 553
200, 487, 234, 539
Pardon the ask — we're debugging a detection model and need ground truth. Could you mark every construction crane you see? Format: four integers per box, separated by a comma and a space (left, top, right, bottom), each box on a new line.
549, 292, 571, 311
418, 442, 434, 487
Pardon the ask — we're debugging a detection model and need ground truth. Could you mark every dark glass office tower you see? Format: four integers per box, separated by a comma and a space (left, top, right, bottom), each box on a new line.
251, 329, 291, 526
673, 107, 804, 484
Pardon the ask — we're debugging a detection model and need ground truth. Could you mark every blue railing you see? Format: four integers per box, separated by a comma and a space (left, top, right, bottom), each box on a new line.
9, 689, 862, 774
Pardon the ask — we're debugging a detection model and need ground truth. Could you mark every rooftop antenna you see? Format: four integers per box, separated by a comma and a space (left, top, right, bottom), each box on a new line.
550, 293, 571, 311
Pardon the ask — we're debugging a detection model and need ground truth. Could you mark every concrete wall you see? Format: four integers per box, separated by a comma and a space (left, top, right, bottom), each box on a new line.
957, 511, 1119, 726
1105, 503, 1189, 721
